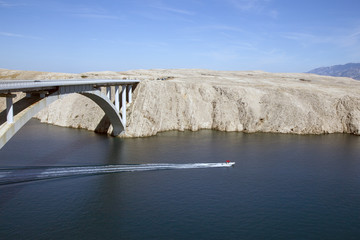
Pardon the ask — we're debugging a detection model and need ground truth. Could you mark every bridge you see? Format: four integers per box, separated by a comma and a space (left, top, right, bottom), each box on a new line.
0, 79, 140, 149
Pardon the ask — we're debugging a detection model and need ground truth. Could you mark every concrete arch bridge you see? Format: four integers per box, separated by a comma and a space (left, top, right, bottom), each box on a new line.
0, 79, 139, 149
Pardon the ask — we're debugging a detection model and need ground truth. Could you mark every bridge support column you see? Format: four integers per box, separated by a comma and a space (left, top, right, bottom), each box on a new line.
106, 86, 111, 100
39, 92, 46, 98
6, 95, 14, 123
115, 85, 120, 111
0, 93, 16, 124
121, 85, 127, 127
127, 85, 133, 103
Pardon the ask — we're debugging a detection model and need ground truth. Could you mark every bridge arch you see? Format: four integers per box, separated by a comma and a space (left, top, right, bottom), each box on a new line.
80, 91, 124, 135
0, 90, 125, 149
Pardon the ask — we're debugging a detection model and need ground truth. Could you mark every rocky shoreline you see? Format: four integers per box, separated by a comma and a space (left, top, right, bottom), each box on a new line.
1, 68, 360, 136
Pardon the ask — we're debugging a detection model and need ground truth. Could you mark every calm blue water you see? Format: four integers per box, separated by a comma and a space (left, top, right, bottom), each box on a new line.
1, 119, 360, 240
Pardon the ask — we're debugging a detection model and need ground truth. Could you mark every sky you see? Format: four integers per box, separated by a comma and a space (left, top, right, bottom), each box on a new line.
0, 0, 360, 73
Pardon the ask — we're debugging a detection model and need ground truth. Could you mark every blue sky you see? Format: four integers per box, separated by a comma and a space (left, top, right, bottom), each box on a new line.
0, 0, 359, 73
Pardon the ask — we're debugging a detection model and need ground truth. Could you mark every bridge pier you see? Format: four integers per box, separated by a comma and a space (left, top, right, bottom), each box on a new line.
121, 85, 127, 126
6, 94, 15, 123
0, 93, 16, 123
127, 85, 133, 103
106, 86, 111, 99
115, 85, 120, 111
110, 85, 134, 127
103, 85, 133, 127
6, 96, 13, 123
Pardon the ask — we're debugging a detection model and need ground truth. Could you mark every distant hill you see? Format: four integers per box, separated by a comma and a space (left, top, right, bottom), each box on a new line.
307, 63, 360, 80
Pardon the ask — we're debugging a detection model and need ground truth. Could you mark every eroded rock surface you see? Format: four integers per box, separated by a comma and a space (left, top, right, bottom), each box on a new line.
1, 68, 360, 136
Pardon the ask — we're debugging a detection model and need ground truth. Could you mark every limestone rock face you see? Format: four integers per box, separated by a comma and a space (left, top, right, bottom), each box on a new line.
1, 68, 360, 136
125, 76, 360, 136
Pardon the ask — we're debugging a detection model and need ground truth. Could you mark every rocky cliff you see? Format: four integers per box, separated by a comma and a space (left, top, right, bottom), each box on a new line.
1, 68, 360, 136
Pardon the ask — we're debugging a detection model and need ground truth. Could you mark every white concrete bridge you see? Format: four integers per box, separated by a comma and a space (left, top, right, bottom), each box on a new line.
0, 79, 139, 149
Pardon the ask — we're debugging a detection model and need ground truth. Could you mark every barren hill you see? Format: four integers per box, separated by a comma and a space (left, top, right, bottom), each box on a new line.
1, 68, 360, 136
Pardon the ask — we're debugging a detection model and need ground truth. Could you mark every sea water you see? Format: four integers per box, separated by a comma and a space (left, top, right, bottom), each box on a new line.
1, 119, 360, 239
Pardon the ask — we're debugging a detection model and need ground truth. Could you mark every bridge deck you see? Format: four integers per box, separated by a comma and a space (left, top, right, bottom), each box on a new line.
0, 79, 140, 93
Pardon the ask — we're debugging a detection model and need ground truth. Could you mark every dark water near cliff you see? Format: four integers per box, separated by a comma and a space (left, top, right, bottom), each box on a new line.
1, 120, 360, 240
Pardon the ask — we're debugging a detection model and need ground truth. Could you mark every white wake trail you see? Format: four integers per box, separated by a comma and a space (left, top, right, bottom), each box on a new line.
0, 162, 235, 185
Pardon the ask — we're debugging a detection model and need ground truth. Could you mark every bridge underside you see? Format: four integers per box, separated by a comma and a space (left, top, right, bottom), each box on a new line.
0, 83, 134, 149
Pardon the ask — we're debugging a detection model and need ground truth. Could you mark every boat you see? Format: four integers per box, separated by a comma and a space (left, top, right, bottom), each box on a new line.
225, 161, 235, 166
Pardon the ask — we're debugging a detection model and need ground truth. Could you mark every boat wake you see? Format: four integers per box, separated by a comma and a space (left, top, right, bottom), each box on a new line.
0, 162, 235, 185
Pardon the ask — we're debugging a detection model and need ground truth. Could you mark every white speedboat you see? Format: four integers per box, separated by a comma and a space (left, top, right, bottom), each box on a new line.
225, 161, 235, 166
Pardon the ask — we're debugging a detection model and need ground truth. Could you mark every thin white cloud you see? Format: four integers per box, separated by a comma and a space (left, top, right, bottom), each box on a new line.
208, 24, 244, 32
228, 0, 262, 11
187, 24, 244, 33
152, 5, 195, 15
346, 29, 360, 46
0, 1, 27, 7
38, 2, 122, 21
0, 31, 41, 39
349, 30, 360, 38
227, 0, 278, 18
149, 1, 195, 16
283, 28, 360, 46
73, 13, 120, 19
0, 1, 14, 7
282, 32, 324, 43
133, 6, 195, 23
268, 9, 278, 18
0, 32, 24, 37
